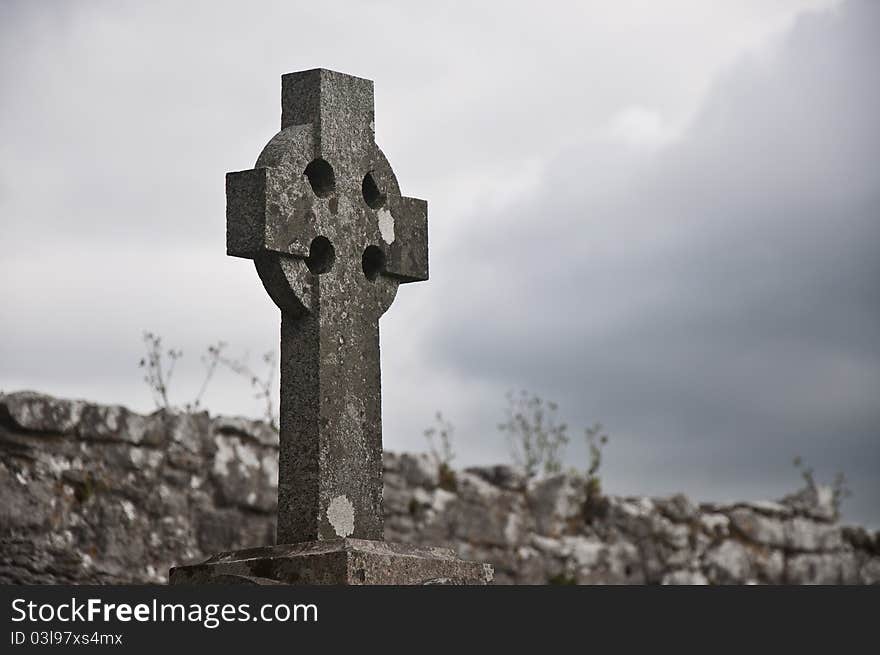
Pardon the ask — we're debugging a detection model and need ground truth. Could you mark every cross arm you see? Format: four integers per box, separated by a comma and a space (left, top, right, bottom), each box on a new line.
382, 195, 428, 283
226, 166, 318, 260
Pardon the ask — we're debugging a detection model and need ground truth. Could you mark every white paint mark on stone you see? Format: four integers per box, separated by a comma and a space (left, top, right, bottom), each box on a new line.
326, 495, 355, 538
378, 208, 395, 244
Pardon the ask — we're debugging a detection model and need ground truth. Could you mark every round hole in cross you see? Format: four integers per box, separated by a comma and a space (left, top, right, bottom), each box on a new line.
361, 171, 386, 209
304, 158, 335, 198
306, 236, 335, 274
362, 245, 386, 281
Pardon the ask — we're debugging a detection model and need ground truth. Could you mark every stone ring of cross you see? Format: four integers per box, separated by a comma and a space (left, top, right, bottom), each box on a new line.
227, 70, 428, 321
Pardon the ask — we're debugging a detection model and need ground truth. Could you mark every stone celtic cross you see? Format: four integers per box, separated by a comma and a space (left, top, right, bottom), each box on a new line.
226, 69, 428, 544
170, 69, 488, 583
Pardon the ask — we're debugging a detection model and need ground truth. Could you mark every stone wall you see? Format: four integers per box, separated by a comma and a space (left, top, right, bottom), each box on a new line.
1, 391, 877, 584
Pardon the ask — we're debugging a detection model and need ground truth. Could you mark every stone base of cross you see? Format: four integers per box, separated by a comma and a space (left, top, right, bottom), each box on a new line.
170, 539, 492, 585
169, 69, 491, 585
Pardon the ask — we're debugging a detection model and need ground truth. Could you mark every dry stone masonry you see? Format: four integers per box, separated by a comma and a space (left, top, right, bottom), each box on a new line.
2, 391, 878, 585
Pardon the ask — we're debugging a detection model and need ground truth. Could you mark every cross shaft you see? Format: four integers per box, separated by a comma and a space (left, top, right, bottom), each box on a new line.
226, 69, 428, 543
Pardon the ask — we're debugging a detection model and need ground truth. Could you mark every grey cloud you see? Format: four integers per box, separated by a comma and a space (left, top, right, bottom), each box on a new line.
418, 0, 880, 524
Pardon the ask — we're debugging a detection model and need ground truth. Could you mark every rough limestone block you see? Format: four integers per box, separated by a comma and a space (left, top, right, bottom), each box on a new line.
0, 391, 85, 435
729, 507, 786, 548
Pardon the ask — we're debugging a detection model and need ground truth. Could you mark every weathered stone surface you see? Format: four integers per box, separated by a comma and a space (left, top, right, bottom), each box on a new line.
78, 403, 165, 446
662, 569, 709, 585
843, 525, 880, 554
226, 69, 428, 545
729, 507, 787, 548
1, 391, 86, 434
210, 432, 277, 512
393, 452, 440, 489
212, 415, 279, 448
0, 393, 275, 584
785, 517, 844, 552
860, 556, 880, 584
753, 547, 786, 584
465, 464, 528, 491
786, 552, 860, 584
2, 392, 878, 585
781, 484, 837, 522
655, 493, 699, 524
699, 512, 731, 537
527, 473, 588, 537
705, 540, 754, 583
170, 539, 492, 585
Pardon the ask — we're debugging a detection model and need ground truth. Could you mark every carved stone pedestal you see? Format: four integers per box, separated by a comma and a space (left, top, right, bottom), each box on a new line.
169, 539, 493, 585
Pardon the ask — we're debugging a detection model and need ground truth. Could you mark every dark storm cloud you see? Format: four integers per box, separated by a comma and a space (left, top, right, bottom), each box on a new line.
418, 1, 880, 522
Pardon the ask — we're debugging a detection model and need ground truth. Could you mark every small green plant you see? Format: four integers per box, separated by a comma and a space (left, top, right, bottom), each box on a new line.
139, 332, 182, 410
498, 390, 569, 477
206, 345, 278, 431
547, 572, 577, 585
64, 470, 109, 504
138, 332, 278, 429
792, 455, 851, 515
187, 341, 227, 412
424, 411, 457, 491
585, 422, 609, 499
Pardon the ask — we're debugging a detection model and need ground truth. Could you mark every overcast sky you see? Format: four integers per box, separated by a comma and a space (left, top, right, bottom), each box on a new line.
2, 0, 877, 525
